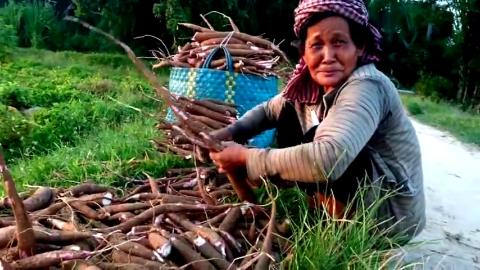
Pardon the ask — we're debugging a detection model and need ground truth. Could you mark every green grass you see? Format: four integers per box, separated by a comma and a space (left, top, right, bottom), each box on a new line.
7, 118, 191, 195
0, 48, 169, 163
0, 47, 184, 196
401, 95, 480, 146
266, 184, 418, 269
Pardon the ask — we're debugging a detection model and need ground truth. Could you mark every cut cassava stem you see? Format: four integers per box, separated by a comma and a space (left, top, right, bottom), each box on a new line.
10, 250, 91, 269
70, 200, 109, 220
68, 183, 108, 197
166, 213, 227, 256
175, 144, 194, 151
253, 190, 276, 270
45, 218, 77, 232
107, 232, 158, 261
22, 187, 53, 212
178, 22, 213, 32
167, 168, 197, 176
153, 140, 197, 158
33, 201, 66, 217
0, 192, 30, 210
61, 259, 101, 270
219, 207, 242, 234
202, 211, 229, 227
147, 231, 172, 258
97, 262, 153, 270
160, 229, 216, 270
101, 202, 154, 215
179, 97, 237, 117
125, 193, 198, 204
95, 203, 242, 234
110, 249, 165, 269
107, 212, 135, 223
176, 98, 235, 125
189, 115, 227, 130
195, 166, 216, 206
200, 37, 245, 46
192, 31, 289, 63
209, 189, 235, 200
173, 135, 191, 145
200, 14, 215, 30
183, 231, 232, 270
0, 149, 36, 259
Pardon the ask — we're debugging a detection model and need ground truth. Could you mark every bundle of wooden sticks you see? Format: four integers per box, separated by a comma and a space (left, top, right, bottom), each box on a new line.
152, 14, 291, 78
0, 151, 289, 269
152, 97, 239, 160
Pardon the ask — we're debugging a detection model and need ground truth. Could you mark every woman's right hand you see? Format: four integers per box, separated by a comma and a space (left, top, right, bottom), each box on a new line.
195, 128, 233, 163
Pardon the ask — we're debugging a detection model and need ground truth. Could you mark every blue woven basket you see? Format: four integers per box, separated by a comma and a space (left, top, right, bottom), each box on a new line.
164, 46, 278, 148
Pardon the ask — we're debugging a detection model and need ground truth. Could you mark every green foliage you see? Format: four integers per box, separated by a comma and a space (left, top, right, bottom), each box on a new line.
406, 100, 424, 116
0, 18, 18, 60
0, 0, 118, 53
401, 95, 480, 145
0, 48, 160, 162
0, 85, 32, 109
0, 0, 55, 49
253, 182, 418, 269
4, 118, 190, 195
0, 105, 32, 153
414, 76, 453, 101
1, 0, 477, 108
2, 0, 477, 107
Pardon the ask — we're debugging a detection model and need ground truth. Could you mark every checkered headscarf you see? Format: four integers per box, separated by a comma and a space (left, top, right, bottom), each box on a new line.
283, 0, 382, 104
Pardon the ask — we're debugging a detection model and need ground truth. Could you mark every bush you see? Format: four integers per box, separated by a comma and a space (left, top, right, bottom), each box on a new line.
414, 76, 454, 101
0, 18, 18, 61
0, 85, 33, 110
406, 100, 424, 115
0, 105, 32, 156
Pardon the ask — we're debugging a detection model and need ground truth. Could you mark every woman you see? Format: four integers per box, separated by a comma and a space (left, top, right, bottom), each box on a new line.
202, 0, 426, 241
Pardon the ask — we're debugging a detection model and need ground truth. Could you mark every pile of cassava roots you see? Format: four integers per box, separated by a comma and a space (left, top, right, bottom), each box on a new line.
0, 151, 290, 270
152, 96, 239, 160
151, 14, 291, 78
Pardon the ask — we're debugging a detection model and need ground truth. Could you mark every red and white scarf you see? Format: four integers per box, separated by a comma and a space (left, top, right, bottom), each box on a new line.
283, 0, 382, 104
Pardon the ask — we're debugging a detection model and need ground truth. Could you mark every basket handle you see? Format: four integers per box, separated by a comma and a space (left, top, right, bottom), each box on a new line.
202, 46, 234, 71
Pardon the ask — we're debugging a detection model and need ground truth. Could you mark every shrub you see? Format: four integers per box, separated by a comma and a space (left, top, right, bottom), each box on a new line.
406, 100, 424, 115
0, 105, 32, 158
0, 85, 33, 110
0, 18, 18, 61
414, 76, 454, 101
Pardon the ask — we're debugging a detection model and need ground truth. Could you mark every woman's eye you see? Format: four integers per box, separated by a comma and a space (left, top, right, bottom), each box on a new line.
334, 40, 346, 46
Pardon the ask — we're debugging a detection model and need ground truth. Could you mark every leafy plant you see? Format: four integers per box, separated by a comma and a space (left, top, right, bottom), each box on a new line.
0, 18, 18, 61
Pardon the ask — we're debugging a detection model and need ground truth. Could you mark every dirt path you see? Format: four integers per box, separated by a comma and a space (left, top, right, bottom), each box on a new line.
401, 119, 480, 269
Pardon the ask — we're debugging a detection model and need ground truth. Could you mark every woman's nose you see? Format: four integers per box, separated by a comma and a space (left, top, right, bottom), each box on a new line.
322, 46, 336, 63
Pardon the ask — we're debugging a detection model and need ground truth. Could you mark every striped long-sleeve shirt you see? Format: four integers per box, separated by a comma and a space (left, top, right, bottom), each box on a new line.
226, 63, 426, 238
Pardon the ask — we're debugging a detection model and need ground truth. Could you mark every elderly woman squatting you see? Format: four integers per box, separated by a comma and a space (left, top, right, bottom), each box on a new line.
202, 0, 426, 243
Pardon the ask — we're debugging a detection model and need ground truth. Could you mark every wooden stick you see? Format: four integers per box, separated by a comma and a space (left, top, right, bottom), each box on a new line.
0, 148, 36, 259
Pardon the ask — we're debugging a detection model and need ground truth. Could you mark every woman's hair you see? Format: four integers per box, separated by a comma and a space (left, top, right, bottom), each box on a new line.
294, 11, 372, 54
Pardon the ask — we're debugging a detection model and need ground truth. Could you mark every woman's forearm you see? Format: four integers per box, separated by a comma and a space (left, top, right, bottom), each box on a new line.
244, 80, 385, 183
225, 94, 285, 144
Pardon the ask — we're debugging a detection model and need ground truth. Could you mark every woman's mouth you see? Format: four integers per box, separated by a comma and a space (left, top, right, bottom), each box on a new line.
319, 70, 341, 77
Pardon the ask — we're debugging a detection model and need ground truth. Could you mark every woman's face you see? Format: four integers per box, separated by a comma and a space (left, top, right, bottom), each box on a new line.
303, 16, 364, 92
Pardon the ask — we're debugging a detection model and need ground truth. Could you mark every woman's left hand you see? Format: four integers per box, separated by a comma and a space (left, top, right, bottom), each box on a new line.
209, 142, 248, 173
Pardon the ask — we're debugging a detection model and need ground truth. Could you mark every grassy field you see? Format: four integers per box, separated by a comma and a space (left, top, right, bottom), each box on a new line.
0, 48, 191, 193
2, 48, 478, 269
401, 95, 480, 146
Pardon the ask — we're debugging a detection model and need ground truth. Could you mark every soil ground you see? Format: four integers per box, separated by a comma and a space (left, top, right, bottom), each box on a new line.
400, 119, 480, 269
